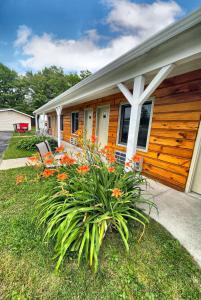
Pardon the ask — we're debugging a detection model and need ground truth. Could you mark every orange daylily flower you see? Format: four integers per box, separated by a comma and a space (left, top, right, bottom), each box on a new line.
42, 169, 55, 178
91, 135, 97, 143
60, 154, 76, 165
55, 145, 65, 153
112, 188, 123, 198
28, 156, 39, 163
44, 157, 54, 165
125, 161, 131, 167
16, 175, 25, 185
77, 165, 90, 174
108, 166, 115, 173
43, 151, 53, 158
107, 155, 116, 163
132, 154, 142, 162
57, 173, 68, 181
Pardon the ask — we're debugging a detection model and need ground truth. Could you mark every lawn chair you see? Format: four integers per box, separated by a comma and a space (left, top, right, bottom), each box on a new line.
35, 140, 63, 167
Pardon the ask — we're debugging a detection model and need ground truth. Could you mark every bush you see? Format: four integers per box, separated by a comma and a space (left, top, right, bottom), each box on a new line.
17, 136, 57, 152
33, 137, 155, 272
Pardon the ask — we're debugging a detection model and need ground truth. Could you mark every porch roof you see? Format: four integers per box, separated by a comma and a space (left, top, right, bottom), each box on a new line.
34, 7, 201, 114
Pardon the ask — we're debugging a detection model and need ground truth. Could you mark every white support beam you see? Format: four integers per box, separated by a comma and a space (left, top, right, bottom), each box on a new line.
138, 64, 174, 104
117, 83, 134, 105
117, 65, 174, 162
35, 114, 38, 133
56, 106, 62, 147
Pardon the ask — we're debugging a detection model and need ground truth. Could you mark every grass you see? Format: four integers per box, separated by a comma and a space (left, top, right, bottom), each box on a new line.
0, 167, 201, 300
3, 128, 36, 159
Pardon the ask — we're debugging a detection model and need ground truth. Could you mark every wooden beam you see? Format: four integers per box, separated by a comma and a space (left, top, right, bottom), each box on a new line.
138, 64, 174, 104
117, 83, 133, 105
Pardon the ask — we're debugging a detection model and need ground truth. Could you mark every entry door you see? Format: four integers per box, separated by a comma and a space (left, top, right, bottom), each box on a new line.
96, 106, 110, 147
192, 139, 201, 195
84, 109, 93, 140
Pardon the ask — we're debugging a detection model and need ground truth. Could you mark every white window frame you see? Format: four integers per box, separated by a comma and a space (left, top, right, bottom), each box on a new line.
116, 99, 154, 152
71, 111, 79, 134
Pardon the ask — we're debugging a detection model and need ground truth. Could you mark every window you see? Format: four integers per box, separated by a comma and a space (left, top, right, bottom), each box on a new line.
118, 101, 153, 150
71, 112, 79, 133
60, 115, 64, 131
48, 116, 51, 128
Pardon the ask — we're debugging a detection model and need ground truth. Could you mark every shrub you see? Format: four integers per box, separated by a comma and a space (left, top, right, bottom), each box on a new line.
17, 136, 57, 152
35, 137, 155, 272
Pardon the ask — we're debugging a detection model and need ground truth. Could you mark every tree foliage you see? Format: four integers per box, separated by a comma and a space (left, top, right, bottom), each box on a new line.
0, 63, 91, 114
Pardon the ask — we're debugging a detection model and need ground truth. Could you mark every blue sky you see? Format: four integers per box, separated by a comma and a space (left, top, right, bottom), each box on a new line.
0, 0, 200, 73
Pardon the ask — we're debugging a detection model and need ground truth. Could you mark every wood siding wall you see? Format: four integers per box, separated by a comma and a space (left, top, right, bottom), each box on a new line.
50, 69, 201, 191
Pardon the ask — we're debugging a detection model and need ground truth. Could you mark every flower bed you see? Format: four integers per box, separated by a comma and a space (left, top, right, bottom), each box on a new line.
23, 135, 155, 272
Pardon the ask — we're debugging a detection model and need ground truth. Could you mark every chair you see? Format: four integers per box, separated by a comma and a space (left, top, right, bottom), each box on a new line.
35, 140, 62, 167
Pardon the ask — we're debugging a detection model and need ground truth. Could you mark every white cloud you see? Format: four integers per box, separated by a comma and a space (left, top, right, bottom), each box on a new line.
14, 25, 32, 47
14, 1, 183, 72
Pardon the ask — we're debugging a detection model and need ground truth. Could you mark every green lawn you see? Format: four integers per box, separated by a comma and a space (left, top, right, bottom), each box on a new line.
3, 136, 36, 159
3, 128, 37, 159
0, 167, 201, 299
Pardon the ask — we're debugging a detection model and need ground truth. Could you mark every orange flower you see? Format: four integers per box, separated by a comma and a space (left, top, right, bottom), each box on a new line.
108, 166, 115, 173
91, 135, 97, 143
28, 156, 39, 163
107, 155, 116, 163
60, 154, 76, 165
55, 145, 65, 153
77, 165, 90, 174
44, 157, 54, 165
43, 151, 52, 158
16, 175, 25, 185
132, 154, 142, 162
112, 188, 123, 198
42, 169, 55, 178
125, 161, 131, 167
57, 173, 68, 181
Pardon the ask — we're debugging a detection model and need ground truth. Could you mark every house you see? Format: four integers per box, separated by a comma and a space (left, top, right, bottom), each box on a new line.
34, 8, 201, 196
0, 109, 33, 131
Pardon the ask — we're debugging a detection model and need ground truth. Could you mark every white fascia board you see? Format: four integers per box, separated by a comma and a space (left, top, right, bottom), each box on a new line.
0, 108, 33, 118
34, 8, 201, 114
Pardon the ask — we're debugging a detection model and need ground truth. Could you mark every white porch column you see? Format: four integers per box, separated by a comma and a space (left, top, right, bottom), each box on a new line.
126, 76, 145, 161
117, 64, 174, 162
35, 114, 38, 132
56, 106, 62, 147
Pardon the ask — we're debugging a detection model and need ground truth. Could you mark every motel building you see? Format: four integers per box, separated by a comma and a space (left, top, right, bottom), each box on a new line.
34, 8, 201, 196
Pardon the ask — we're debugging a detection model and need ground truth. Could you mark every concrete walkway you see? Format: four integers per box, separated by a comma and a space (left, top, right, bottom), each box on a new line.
0, 157, 30, 170
143, 179, 201, 268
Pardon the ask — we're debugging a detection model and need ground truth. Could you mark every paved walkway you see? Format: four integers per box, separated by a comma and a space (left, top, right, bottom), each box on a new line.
0, 157, 30, 170
143, 179, 201, 268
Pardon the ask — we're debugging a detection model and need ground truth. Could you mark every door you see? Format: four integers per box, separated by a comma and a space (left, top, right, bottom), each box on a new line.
191, 139, 201, 195
84, 109, 93, 140
96, 106, 110, 148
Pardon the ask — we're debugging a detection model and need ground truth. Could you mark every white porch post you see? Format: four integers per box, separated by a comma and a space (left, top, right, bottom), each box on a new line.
117, 64, 174, 162
35, 114, 38, 132
56, 106, 62, 147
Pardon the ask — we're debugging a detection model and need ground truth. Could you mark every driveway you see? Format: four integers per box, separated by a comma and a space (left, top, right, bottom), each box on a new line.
0, 131, 12, 159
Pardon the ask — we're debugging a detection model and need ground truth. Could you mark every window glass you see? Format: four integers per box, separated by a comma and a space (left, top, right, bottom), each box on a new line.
118, 101, 152, 149
48, 116, 51, 128
72, 112, 79, 133
60, 115, 64, 131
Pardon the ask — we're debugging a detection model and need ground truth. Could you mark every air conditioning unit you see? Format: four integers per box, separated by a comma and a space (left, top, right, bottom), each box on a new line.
70, 136, 78, 146
115, 151, 126, 164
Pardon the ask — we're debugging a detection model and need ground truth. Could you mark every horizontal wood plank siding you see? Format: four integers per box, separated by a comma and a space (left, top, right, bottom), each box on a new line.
50, 69, 201, 191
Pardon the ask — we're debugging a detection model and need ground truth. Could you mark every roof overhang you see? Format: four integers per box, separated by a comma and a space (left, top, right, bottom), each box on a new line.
0, 108, 33, 118
34, 8, 201, 114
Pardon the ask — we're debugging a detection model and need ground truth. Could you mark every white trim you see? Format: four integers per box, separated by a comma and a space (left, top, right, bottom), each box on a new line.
71, 111, 79, 134
117, 83, 133, 105
116, 99, 154, 152
185, 121, 201, 193
0, 108, 33, 118
95, 105, 110, 146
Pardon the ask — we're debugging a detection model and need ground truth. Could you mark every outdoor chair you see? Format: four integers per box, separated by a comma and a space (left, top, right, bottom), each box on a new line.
35, 140, 63, 167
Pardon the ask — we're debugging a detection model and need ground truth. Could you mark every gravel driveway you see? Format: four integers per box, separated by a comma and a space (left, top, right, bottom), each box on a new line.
0, 132, 12, 159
